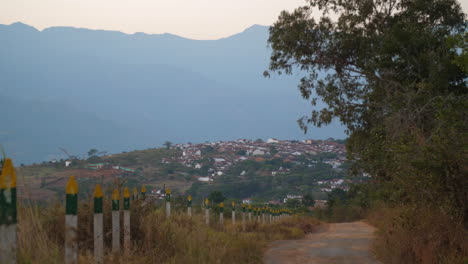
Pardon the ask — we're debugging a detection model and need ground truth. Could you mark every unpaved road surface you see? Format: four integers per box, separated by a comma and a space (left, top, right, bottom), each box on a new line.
264, 221, 380, 264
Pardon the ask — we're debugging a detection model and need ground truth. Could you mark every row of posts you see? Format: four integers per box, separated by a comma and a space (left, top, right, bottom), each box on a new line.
0, 158, 293, 264
201, 199, 292, 231
66, 181, 291, 264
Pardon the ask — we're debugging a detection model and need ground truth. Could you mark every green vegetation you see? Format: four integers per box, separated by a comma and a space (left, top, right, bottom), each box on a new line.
187, 156, 349, 201
267, 0, 467, 263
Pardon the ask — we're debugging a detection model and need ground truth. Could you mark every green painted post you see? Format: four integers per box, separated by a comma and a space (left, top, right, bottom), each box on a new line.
231, 201, 236, 224
112, 189, 120, 254
165, 188, 171, 217
65, 176, 78, 264
123, 187, 131, 254
0, 158, 17, 264
187, 195, 192, 217
219, 202, 224, 225
141, 185, 146, 200
204, 198, 210, 225
242, 204, 246, 231
94, 184, 104, 264
132, 187, 138, 201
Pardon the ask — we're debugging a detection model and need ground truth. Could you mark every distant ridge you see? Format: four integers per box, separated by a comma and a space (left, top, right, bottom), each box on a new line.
0, 22, 344, 164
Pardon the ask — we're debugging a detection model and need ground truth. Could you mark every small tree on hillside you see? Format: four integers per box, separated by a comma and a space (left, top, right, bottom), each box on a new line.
163, 141, 172, 149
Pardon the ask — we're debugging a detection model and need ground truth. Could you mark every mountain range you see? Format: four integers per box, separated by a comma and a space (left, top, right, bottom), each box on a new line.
0, 22, 345, 164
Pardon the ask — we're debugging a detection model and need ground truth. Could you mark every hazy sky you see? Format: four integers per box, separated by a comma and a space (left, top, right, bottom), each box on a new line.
0, 0, 307, 40
1, 0, 467, 40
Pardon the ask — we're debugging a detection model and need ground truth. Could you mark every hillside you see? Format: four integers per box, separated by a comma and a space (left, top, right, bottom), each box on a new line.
16, 138, 358, 203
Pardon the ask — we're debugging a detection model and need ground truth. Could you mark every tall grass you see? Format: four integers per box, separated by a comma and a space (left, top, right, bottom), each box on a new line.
367, 204, 468, 264
15, 200, 320, 264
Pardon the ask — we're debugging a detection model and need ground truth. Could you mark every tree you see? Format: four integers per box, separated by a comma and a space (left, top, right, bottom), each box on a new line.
163, 141, 172, 149
208, 191, 226, 203
285, 198, 301, 209
267, 0, 467, 224
302, 194, 315, 207
87, 149, 98, 158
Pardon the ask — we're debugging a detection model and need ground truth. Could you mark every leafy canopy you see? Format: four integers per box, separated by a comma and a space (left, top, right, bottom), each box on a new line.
267, 0, 467, 223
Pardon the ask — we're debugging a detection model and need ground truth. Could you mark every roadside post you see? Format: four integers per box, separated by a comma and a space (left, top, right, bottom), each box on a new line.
111, 188, 120, 254
165, 188, 171, 217
65, 176, 78, 264
0, 158, 17, 264
242, 203, 246, 231
93, 184, 104, 264
123, 187, 131, 254
141, 185, 146, 200
248, 204, 252, 222
204, 198, 210, 225
132, 187, 138, 201
219, 202, 224, 226
231, 201, 236, 224
187, 195, 192, 217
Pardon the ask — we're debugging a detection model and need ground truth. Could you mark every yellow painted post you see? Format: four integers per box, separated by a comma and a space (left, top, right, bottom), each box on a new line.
204, 198, 210, 225
93, 184, 104, 264
141, 185, 146, 200
65, 176, 78, 264
165, 188, 171, 217
187, 195, 192, 217
241, 204, 246, 231
219, 202, 224, 226
111, 189, 120, 254
132, 187, 138, 201
231, 201, 236, 224
0, 158, 17, 264
123, 187, 131, 254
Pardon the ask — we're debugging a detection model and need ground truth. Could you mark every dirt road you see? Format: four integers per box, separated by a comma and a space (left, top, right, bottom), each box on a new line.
264, 221, 380, 264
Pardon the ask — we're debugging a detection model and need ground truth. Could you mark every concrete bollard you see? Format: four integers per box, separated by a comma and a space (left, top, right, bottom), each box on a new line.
231, 201, 236, 224
65, 176, 78, 264
204, 198, 210, 225
0, 158, 17, 264
111, 189, 120, 254
262, 207, 265, 224
93, 184, 104, 264
123, 187, 131, 254
248, 204, 252, 222
187, 195, 192, 217
241, 204, 246, 231
219, 202, 224, 226
132, 187, 138, 201
165, 188, 171, 218
141, 185, 146, 200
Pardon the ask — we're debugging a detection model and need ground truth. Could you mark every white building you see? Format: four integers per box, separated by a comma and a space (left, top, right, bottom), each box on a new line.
198, 177, 213, 182
252, 149, 265, 156
267, 138, 279, 143
65, 160, 72, 167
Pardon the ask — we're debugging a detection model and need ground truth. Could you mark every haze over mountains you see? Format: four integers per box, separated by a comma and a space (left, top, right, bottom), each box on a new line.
0, 22, 345, 164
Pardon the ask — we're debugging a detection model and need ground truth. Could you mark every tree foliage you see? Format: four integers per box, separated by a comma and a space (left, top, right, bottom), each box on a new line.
208, 191, 226, 204
267, 0, 467, 224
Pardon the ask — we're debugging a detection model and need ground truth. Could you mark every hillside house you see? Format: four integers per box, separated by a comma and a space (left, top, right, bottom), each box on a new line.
242, 198, 252, 205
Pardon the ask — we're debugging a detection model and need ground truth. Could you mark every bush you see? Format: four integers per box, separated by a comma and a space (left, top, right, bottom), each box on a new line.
367, 205, 468, 264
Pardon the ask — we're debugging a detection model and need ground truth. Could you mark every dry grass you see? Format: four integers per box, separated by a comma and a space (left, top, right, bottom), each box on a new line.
367, 205, 468, 264
15, 200, 320, 264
